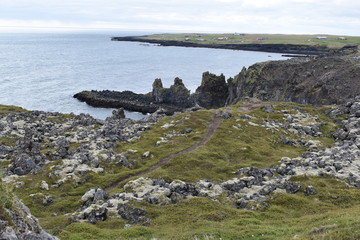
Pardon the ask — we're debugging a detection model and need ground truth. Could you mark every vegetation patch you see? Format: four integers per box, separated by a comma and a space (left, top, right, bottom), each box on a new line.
0, 105, 27, 114
2, 100, 359, 240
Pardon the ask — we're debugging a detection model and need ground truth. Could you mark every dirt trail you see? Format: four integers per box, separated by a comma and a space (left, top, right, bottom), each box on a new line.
105, 112, 221, 191
237, 99, 264, 113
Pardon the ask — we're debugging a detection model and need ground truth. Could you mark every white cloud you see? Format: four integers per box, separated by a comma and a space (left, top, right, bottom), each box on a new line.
0, 0, 359, 35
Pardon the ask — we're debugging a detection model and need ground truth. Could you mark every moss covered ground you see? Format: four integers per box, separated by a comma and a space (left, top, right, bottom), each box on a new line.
1, 102, 359, 239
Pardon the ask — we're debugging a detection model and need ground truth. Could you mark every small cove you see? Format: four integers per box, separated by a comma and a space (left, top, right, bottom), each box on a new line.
0, 32, 288, 119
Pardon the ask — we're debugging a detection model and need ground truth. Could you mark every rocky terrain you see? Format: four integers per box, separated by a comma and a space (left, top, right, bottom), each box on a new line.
0, 197, 59, 240
3, 48, 360, 239
227, 55, 360, 105
1, 92, 360, 239
75, 53, 360, 115
68, 97, 360, 223
0, 107, 166, 239
74, 72, 228, 114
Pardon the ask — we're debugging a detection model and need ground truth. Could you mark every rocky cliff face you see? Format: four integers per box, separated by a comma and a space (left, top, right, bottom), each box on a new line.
75, 53, 360, 114
227, 55, 360, 105
74, 74, 231, 114
0, 198, 58, 240
195, 72, 229, 108
152, 77, 193, 108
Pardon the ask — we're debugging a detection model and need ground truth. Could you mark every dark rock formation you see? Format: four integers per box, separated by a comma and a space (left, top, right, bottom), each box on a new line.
304, 185, 317, 196
74, 73, 232, 114
227, 55, 360, 105
195, 72, 229, 108
84, 208, 108, 224
0, 200, 58, 240
74, 78, 195, 115
73, 90, 159, 114
152, 77, 193, 108
282, 180, 301, 194
7, 130, 46, 176
111, 108, 126, 119
117, 204, 151, 225
81, 188, 110, 208
77, 53, 360, 114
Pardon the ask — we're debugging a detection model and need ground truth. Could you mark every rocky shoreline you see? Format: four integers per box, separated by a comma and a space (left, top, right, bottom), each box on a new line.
2, 43, 360, 238
74, 73, 228, 115
111, 36, 331, 55
74, 53, 360, 115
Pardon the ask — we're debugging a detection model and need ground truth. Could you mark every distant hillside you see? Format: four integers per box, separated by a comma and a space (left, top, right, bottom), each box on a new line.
112, 33, 360, 55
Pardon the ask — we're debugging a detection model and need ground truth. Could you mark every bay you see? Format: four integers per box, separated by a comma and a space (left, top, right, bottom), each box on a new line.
0, 32, 288, 120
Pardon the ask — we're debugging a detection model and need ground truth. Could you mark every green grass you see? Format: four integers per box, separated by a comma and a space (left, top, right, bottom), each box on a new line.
56, 190, 360, 240
3, 102, 358, 240
139, 33, 360, 49
0, 182, 14, 225
0, 137, 18, 147
0, 105, 27, 114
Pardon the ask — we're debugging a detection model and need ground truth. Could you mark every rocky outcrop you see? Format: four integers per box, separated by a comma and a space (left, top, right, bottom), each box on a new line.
0, 199, 58, 240
73, 90, 159, 114
75, 53, 360, 114
152, 77, 193, 108
1, 108, 165, 183
195, 72, 229, 108
74, 79, 193, 115
227, 55, 360, 105
74, 74, 232, 114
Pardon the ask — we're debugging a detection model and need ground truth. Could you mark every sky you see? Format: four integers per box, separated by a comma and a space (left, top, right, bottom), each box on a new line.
0, 0, 359, 35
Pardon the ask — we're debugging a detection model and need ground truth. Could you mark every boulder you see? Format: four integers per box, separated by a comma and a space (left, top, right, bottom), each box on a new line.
40, 181, 49, 191
8, 153, 44, 176
117, 204, 151, 224
111, 108, 126, 119
84, 208, 108, 224
283, 181, 301, 194
304, 185, 317, 196
0, 200, 59, 240
220, 111, 232, 119
81, 188, 109, 206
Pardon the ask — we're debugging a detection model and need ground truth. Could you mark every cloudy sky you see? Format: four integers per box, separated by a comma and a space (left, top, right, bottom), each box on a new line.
0, 0, 359, 35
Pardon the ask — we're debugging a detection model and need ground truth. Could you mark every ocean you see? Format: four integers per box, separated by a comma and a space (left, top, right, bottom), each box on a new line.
0, 32, 288, 120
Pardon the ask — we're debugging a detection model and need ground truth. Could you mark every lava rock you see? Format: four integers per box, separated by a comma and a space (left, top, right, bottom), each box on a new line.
117, 204, 151, 224
84, 208, 108, 224
283, 181, 301, 194
304, 185, 317, 196
195, 72, 229, 109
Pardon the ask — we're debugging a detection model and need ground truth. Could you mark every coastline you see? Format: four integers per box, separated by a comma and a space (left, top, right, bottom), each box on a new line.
111, 36, 330, 55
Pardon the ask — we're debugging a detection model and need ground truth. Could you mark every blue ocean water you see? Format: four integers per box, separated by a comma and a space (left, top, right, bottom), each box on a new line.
0, 32, 288, 120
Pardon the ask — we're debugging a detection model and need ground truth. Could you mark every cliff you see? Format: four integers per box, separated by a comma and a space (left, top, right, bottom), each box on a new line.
75, 53, 360, 114
0, 185, 58, 240
227, 55, 360, 105
74, 74, 229, 114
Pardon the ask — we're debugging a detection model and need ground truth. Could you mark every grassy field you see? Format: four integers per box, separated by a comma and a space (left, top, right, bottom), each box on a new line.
139, 33, 360, 49
2, 101, 359, 239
